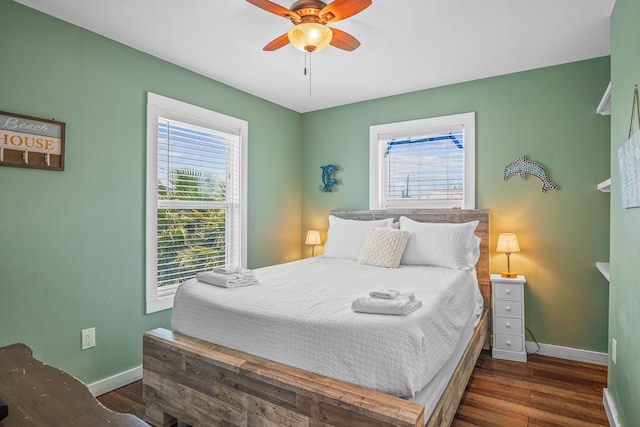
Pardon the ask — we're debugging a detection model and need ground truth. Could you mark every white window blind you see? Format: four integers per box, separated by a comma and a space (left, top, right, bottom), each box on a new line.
146, 93, 247, 313
383, 129, 464, 207
370, 112, 475, 210
156, 118, 241, 288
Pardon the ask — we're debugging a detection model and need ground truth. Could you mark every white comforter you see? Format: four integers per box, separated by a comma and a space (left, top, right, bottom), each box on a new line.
172, 257, 482, 398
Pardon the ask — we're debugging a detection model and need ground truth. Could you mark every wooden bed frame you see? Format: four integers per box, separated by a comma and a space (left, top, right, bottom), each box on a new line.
143, 209, 490, 427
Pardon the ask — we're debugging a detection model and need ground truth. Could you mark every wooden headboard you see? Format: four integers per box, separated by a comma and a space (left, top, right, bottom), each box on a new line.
331, 209, 490, 309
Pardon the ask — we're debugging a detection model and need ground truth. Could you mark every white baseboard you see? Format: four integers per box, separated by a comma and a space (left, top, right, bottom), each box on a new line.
86, 365, 142, 397
525, 341, 608, 366
603, 388, 622, 427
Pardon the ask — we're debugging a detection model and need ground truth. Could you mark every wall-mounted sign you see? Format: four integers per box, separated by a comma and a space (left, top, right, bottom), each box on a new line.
0, 110, 65, 171
619, 84, 640, 209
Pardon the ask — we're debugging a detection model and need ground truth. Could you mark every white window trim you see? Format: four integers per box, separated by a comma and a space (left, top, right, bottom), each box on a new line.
369, 112, 475, 210
145, 92, 248, 314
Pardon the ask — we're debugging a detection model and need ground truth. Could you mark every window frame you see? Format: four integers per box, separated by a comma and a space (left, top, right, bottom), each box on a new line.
145, 92, 248, 314
369, 112, 475, 210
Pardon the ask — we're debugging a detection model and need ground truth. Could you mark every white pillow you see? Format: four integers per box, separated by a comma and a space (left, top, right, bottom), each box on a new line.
323, 216, 394, 260
399, 217, 479, 269
358, 227, 410, 268
468, 235, 481, 268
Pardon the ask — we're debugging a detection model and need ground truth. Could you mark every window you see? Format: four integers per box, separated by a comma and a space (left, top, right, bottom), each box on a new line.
369, 112, 475, 210
146, 93, 247, 313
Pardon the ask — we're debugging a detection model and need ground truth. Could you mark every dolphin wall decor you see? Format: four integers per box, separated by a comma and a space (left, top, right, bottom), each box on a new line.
503, 155, 558, 193
320, 164, 339, 192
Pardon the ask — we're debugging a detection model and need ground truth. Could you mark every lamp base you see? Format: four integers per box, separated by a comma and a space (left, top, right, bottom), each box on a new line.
501, 271, 518, 278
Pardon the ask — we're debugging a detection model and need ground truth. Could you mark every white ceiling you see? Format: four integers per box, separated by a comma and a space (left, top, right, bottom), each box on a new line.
16, 0, 614, 113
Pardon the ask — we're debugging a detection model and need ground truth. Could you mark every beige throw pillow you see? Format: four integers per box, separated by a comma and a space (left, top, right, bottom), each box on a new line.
358, 227, 410, 268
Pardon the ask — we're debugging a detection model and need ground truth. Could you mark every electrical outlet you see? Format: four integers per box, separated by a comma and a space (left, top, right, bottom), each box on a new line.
82, 327, 96, 350
612, 338, 617, 364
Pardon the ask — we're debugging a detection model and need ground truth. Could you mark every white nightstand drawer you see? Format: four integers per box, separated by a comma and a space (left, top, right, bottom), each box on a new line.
491, 274, 526, 362
494, 300, 522, 317
493, 316, 523, 335
494, 333, 524, 352
493, 283, 523, 301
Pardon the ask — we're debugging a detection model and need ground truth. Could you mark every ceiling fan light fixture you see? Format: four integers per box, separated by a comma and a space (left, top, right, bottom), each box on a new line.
288, 23, 332, 52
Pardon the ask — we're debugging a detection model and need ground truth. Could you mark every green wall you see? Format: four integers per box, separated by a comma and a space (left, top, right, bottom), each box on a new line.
609, 0, 640, 424
302, 58, 611, 353
0, 1, 302, 384
0, 0, 617, 391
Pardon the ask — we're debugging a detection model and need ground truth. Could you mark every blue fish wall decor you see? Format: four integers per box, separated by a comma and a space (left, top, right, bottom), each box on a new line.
320, 164, 339, 193
504, 155, 559, 193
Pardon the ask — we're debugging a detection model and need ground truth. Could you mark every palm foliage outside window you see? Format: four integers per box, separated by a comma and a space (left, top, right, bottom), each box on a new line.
146, 93, 246, 313
156, 167, 227, 288
156, 119, 240, 288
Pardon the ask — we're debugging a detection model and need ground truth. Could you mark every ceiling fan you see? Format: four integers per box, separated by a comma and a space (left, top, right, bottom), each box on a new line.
246, 0, 372, 53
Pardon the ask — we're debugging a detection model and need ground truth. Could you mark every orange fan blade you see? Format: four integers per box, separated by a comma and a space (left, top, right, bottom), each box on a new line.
319, 0, 371, 23
263, 33, 291, 51
246, 0, 301, 22
329, 28, 360, 51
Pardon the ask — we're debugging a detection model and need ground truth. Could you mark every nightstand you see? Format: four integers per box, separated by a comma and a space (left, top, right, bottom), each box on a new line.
491, 273, 526, 362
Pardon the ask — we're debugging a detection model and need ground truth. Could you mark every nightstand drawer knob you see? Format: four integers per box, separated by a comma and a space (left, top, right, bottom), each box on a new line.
506, 306, 511, 311
506, 289, 511, 294
506, 341, 512, 346
506, 322, 511, 327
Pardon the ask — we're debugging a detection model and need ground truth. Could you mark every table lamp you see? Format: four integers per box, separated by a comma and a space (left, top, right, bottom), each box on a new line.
305, 230, 321, 257
496, 233, 520, 278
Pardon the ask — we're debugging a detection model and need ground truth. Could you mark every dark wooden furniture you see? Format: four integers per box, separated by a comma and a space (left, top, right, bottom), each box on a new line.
0, 343, 147, 427
143, 209, 490, 427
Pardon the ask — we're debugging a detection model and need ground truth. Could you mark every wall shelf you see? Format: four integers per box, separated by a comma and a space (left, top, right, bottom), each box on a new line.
597, 82, 611, 116
597, 178, 611, 192
596, 262, 610, 281
595, 83, 611, 284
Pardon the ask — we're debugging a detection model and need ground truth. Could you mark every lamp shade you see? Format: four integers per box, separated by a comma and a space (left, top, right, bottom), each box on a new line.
288, 23, 333, 52
305, 230, 321, 246
496, 233, 520, 253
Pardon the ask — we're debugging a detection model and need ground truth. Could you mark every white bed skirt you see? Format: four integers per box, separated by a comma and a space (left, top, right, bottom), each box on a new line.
410, 308, 478, 423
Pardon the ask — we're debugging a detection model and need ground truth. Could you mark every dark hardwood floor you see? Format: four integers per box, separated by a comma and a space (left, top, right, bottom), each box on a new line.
453, 352, 608, 427
98, 350, 609, 426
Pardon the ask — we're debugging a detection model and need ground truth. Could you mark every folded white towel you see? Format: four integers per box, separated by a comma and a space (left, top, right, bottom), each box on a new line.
351, 296, 422, 315
213, 266, 241, 274
239, 270, 256, 279
213, 266, 257, 275
196, 271, 258, 288
369, 289, 416, 301
369, 289, 399, 299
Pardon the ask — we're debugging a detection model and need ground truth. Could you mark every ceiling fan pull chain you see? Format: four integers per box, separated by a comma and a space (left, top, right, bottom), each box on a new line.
309, 52, 312, 96
303, 52, 312, 96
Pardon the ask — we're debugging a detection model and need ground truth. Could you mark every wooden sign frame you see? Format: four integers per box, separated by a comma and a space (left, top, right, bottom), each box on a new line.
0, 110, 65, 171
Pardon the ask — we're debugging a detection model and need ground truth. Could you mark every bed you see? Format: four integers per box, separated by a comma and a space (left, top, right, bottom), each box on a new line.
143, 209, 490, 427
